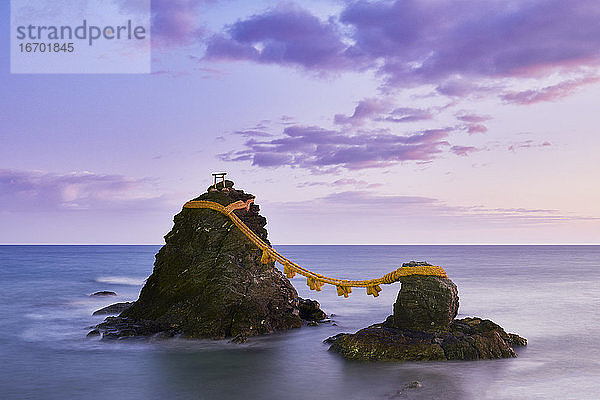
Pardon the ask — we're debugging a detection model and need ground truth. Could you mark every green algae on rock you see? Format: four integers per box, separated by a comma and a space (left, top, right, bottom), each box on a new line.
327, 317, 527, 361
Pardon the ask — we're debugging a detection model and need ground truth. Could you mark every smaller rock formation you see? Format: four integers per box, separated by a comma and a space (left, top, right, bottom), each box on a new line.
388, 261, 458, 331
326, 261, 526, 361
298, 298, 327, 322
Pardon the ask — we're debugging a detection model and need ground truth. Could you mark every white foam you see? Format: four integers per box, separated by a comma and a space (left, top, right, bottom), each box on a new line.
95, 276, 146, 286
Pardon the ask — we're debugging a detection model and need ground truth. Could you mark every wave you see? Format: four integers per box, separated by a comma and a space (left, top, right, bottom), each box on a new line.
94, 276, 146, 286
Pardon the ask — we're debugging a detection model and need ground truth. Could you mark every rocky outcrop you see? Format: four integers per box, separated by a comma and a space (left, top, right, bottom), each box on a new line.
327, 261, 526, 361
298, 298, 327, 322
95, 181, 306, 339
327, 317, 526, 361
92, 302, 134, 315
387, 261, 459, 331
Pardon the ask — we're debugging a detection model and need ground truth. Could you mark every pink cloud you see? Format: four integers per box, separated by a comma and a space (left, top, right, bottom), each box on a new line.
465, 124, 488, 134
508, 140, 552, 152
277, 190, 598, 224
204, 4, 352, 70
204, 1, 600, 101
334, 98, 392, 126
152, 0, 216, 47
456, 113, 492, 124
220, 125, 453, 171
0, 169, 164, 211
451, 146, 480, 156
501, 75, 600, 104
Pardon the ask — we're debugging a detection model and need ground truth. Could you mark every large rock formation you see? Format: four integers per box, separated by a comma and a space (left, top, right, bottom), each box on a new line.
327, 261, 526, 361
95, 180, 325, 340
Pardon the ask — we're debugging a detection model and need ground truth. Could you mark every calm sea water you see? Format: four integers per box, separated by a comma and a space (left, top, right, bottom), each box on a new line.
0, 245, 598, 399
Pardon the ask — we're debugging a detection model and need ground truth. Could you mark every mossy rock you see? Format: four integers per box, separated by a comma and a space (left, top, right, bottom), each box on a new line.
97, 182, 302, 339
327, 317, 526, 361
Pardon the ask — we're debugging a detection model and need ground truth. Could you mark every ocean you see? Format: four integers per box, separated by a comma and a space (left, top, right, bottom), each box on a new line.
0, 245, 598, 399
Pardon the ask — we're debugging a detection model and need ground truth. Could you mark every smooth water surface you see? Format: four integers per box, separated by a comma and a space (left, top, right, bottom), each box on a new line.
0, 245, 599, 399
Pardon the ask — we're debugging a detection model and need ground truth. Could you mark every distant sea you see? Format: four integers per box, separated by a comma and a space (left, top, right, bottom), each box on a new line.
0, 245, 598, 399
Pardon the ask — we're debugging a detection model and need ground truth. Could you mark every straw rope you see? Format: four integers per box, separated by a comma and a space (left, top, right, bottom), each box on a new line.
183, 199, 447, 297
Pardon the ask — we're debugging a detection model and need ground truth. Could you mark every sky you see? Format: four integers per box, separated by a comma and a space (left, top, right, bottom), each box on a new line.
1, 0, 599, 244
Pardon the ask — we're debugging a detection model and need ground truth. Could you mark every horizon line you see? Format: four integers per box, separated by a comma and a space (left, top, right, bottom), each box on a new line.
0, 243, 599, 246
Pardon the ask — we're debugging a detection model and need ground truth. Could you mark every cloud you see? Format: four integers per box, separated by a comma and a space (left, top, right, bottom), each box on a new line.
151, 0, 217, 47
151, 69, 189, 78
451, 145, 480, 156
220, 125, 453, 170
456, 112, 492, 124
455, 112, 492, 134
297, 178, 382, 189
0, 169, 164, 212
203, 1, 600, 100
203, 2, 589, 173
382, 107, 434, 123
508, 140, 551, 152
204, 4, 352, 71
341, 1, 600, 89
232, 129, 273, 138
334, 98, 434, 126
435, 79, 498, 98
465, 124, 488, 134
320, 191, 438, 209
501, 75, 600, 104
195, 66, 228, 79
275, 190, 597, 224
334, 98, 391, 126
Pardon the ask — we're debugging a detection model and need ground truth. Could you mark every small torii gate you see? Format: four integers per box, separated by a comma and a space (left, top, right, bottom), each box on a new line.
212, 172, 227, 189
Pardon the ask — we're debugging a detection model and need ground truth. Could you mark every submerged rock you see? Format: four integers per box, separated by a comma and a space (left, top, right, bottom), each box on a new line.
403, 381, 422, 389
327, 261, 526, 361
385, 381, 422, 399
96, 181, 303, 339
90, 291, 116, 297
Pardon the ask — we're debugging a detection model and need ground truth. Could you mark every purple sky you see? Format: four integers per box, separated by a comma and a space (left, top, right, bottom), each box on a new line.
1, 0, 599, 244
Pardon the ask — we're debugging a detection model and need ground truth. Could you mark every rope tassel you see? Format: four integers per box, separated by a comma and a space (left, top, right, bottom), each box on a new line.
283, 262, 296, 279
261, 249, 276, 264
366, 285, 382, 297
336, 285, 352, 298
307, 276, 324, 291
